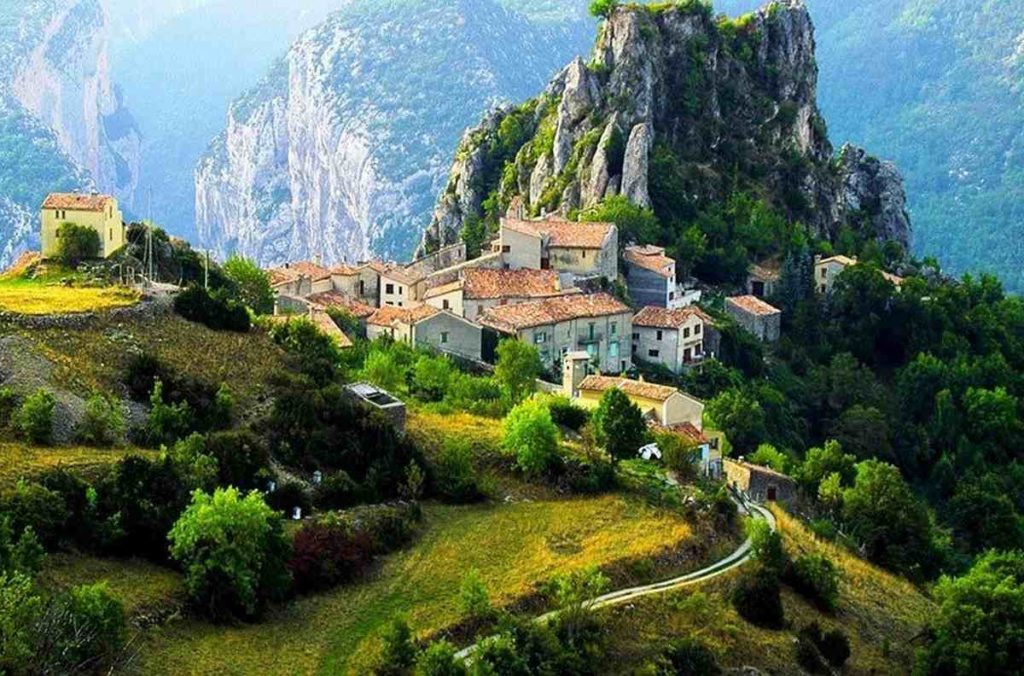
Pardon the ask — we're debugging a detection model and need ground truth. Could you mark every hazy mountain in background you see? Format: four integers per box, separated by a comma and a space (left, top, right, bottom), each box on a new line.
104, 0, 339, 236
194, 0, 595, 265
716, 0, 1024, 290
0, 0, 140, 265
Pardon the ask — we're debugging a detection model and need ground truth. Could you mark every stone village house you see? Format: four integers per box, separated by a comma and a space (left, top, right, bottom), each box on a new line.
478, 292, 632, 374
366, 305, 483, 361
497, 217, 618, 281
631, 305, 712, 373
423, 268, 579, 320
725, 295, 782, 343
41, 192, 125, 259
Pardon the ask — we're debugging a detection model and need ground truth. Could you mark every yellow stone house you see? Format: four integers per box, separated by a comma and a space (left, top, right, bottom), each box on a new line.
41, 192, 126, 259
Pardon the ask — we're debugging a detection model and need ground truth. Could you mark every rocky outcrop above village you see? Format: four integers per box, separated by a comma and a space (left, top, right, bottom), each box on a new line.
195, 0, 594, 267
0, 0, 140, 266
421, 0, 911, 252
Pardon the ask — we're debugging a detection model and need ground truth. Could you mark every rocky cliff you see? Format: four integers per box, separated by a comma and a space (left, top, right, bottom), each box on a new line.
194, 0, 594, 267
420, 0, 910, 254
0, 0, 140, 265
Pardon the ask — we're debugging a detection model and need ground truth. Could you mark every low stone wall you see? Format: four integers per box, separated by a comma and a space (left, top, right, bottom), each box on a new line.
0, 295, 173, 331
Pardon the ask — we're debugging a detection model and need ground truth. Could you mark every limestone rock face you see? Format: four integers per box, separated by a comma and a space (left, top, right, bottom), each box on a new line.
0, 0, 140, 266
422, 0, 912, 251
196, 0, 593, 266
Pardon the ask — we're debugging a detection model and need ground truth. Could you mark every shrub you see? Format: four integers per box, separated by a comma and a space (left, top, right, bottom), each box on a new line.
658, 431, 699, 480
14, 389, 55, 445
494, 340, 542, 407
786, 553, 840, 611
0, 387, 19, 434
732, 569, 784, 628
55, 583, 127, 671
166, 433, 218, 491
431, 440, 483, 503
55, 222, 100, 265
503, 399, 560, 477
266, 481, 312, 517
269, 318, 344, 386
288, 519, 374, 593
797, 622, 850, 671
0, 518, 44, 576
658, 638, 721, 675
414, 640, 467, 676
1, 482, 69, 550
173, 285, 250, 332
747, 520, 787, 576
145, 379, 193, 446
547, 395, 590, 432
0, 572, 42, 673
345, 502, 421, 553
749, 443, 789, 473
559, 455, 615, 494
313, 471, 364, 511
412, 356, 453, 402
168, 488, 292, 619
76, 394, 126, 447
374, 616, 418, 676
222, 254, 273, 314
205, 429, 269, 490
458, 568, 492, 621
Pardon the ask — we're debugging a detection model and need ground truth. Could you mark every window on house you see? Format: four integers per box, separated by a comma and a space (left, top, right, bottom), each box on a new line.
610, 323, 617, 335
684, 348, 692, 362
534, 331, 547, 344
683, 327, 690, 338
501, 245, 511, 253
820, 284, 827, 293
582, 250, 587, 259
397, 302, 403, 307
359, 280, 365, 295
669, 291, 675, 300
442, 299, 450, 310
609, 341, 619, 358
441, 332, 449, 344
649, 349, 660, 358
588, 323, 595, 340
656, 330, 663, 341
632, 332, 639, 340
820, 268, 827, 278
398, 286, 404, 295
385, 283, 395, 294
694, 324, 701, 335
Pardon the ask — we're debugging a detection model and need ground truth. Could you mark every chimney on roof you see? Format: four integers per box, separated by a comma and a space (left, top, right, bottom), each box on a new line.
314, 253, 322, 266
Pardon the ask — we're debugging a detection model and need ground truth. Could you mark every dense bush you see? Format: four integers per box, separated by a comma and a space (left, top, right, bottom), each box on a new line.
204, 429, 269, 490
126, 354, 233, 437
786, 553, 840, 611
169, 488, 292, 620
222, 254, 274, 314
373, 616, 418, 676
54, 222, 100, 265
313, 471, 364, 511
1, 482, 69, 550
458, 568, 492, 621
797, 622, 850, 672
288, 519, 374, 593
173, 285, 250, 332
14, 389, 55, 445
655, 638, 721, 675
268, 317, 345, 386
558, 455, 616, 494
503, 399, 561, 477
732, 569, 784, 629
265, 481, 312, 517
593, 388, 649, 464
414, 640, 467, 676
50, 583, 128, 672
429, 440, 484, 503
547, 395, 590, 432
76, 394, 126, 447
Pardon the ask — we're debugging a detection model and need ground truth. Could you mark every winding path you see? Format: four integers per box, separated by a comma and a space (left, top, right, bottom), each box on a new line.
456, 495, 777, 659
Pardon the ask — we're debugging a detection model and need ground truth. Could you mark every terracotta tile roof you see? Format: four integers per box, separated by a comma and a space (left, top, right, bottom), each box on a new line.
268, 267, 301, 287
42, 192, 115, 212
284, 261, 332, 281
367, 304, 441, 328
624, 245, 675, 278
377, 263, 421, 286
307, 292, 375, 319
726, 295, 781, 317
633, 305, 713, 330
423, 280, 464, 300
462, 269, 566, 300
501, 217, 614, 249
653, 421, 708, 445
578, 375, 680, 402
479, 293, 630, 332
329, 264, 363, 276
727, 458, 794, 482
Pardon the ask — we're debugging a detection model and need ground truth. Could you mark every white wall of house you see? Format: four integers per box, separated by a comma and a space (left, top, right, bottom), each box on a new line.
424, 288, 465, 316
500, 226, 543, 270
413, 312, 483, 360
513, 311, 632, 374
380, 275, 415, 308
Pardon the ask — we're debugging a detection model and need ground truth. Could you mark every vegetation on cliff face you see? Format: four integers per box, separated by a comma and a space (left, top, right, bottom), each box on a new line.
423, 0, 910, 261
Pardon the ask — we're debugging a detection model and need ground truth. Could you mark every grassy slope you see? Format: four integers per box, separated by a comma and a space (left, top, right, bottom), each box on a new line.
138, 495, 695, 675
601, 505, 935, 674
0, 443, 158, 486
38, 554, 185, 617
16, 312, 287, 408
0, 275, 139, 315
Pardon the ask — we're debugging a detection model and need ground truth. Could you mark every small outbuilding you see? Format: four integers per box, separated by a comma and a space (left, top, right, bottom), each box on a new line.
724, 458, 796, 504
344, 382, 406, 434
725, 295, 782, 342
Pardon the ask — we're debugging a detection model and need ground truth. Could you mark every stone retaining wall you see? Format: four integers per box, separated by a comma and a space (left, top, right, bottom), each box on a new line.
0, 295, 173, 331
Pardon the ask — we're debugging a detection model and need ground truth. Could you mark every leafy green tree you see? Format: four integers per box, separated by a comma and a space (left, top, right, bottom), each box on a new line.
14, 389, 55, 445
375, 616, 418, 676
494, 340, 542, 407
581, 195, 659, 248
59, 583, 127, 671
787, 554, 840, 611
362, 349, 407, 393
747, 520, 786, 576
589, 0, 620, 20
917, 551, 1024, 676
749, 444, 789, 473
54, 222, 100, 265
550, 564, 610, 643
0, 572, 42, 672
168, 487, 292, 619
76, 393, 126, 447
146, 378, 193, 446
798, 440, 855, 493
841, 460, 939, 579
817, 472, 844, 515
947, 479, 1024, 554
412, 355, 453, 402
223, 254, 274, 314
269, 316, 345, 385
707, 388, 766, 455
460, 215, 487, 260
503, 399, 560, 477
592, 388, 648, 465
833, 405, 893, 462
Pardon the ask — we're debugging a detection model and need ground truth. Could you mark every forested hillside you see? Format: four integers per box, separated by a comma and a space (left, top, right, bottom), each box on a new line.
717, 0, 1024, 290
